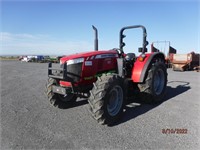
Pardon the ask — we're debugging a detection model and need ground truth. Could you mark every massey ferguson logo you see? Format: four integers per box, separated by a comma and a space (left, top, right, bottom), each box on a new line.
95, 54, 118, 59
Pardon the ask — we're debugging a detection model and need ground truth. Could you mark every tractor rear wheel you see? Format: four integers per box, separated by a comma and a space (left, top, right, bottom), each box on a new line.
138, 61, 167, 103
46, 78, 77, 108
88, 74, 125, 125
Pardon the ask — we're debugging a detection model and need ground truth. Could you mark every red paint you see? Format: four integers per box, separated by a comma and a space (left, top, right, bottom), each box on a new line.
60, 81, 73, 87
59, 50, 118, 87
60, 50, 117, 63
59, 50, 159, 87
131, 53, 152, 82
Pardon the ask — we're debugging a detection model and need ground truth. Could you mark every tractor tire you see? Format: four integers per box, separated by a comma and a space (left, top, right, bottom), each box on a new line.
138, 61, 167, 103
88, 74, 125, 125
46, 78, 77, 109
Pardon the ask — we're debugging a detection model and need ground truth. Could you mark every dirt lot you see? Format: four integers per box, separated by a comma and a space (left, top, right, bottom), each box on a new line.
1, 60, 200, 149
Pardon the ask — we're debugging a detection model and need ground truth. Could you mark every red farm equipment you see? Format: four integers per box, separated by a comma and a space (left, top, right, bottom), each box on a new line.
46, 25, 168, 125
171, 52, 200, 71
151, 41, 177, 68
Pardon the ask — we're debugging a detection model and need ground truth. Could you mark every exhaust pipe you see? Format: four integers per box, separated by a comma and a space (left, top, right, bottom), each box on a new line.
92, 25, 98, 51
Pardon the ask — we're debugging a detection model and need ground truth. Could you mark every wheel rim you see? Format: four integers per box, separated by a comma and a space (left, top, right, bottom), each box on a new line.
107, 85, 123, 116
154, 68, 165, 95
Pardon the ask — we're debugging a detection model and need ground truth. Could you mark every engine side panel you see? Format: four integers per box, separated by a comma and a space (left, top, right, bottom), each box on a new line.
81, 54, 118, 85
60, 51, 118, 87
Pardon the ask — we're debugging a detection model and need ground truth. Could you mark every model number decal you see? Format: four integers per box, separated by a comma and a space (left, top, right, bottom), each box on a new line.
85, 61, 92, 66
95, 54, 118, 59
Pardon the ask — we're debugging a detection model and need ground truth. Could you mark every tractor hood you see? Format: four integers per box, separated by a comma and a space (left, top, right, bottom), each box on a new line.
60, 50, 118, 64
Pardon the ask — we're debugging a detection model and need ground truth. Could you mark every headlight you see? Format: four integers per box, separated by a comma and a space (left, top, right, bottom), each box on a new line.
67, 58, 84, 65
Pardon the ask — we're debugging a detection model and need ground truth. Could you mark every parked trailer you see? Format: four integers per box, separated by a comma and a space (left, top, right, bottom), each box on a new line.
20, 55, 45, 62
171, 52, 200, 71
19, 55, 62, 63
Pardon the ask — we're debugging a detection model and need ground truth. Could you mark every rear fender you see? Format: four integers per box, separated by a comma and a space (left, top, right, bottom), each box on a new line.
132, 52, 165, 83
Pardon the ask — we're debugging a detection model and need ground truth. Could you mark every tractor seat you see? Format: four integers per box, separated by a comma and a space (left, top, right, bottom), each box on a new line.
125, 53, 136, 62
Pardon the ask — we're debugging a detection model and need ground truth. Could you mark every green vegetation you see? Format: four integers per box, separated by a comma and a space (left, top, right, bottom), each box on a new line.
0, 56, 19, 60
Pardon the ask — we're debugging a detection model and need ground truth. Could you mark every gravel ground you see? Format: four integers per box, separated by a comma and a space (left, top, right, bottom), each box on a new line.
1, 60, 200, 150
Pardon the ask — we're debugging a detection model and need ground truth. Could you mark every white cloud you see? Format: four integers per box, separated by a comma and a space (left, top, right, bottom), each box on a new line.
0, 32, 46, 41
0, 32, 93, 55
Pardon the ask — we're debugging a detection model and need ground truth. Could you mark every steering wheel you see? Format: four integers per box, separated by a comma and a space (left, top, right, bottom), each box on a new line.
112, 48, 123, 55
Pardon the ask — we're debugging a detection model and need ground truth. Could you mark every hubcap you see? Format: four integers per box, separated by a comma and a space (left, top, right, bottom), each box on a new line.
107, 85, 123, 116
154, 68, 165, 95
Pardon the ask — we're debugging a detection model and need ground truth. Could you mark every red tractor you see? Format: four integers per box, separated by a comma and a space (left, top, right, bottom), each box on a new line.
46, 25, 167, 125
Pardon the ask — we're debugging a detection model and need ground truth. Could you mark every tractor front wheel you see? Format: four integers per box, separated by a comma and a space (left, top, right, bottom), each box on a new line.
46, 78, 77, 109
88, 74, 125, 125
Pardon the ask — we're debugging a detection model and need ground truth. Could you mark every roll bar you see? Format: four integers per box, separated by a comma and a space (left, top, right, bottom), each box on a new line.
119, 25, 148, 54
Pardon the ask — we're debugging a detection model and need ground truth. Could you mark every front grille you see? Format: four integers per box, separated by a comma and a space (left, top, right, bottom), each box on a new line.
65, 63, 83, 82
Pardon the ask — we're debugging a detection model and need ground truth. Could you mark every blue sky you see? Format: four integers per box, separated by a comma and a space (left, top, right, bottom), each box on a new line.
0, 0, 199, 55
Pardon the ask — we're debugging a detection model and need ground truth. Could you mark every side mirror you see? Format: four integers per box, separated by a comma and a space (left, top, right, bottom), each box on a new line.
138, 47, 147, 53
120, 42, 126, 48
122, 34, 126, 38
145, 41, 149, 46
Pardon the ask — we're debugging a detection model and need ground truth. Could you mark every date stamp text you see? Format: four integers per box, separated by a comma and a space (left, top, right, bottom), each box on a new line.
162, 128, 188, 134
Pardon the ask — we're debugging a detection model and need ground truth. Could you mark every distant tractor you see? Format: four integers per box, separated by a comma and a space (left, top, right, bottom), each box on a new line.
46, 25, 167, 125
40, 56, 60, 63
